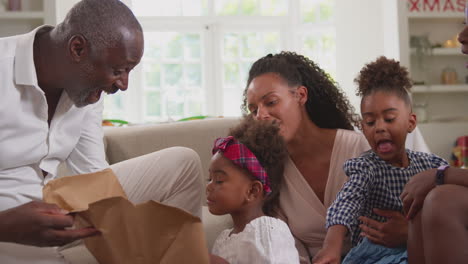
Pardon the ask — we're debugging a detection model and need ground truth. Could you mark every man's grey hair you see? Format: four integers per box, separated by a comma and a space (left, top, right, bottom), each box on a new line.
56, 0, 142, 51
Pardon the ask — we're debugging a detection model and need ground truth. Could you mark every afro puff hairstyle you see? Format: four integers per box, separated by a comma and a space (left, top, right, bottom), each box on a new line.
355, 56, 412, 107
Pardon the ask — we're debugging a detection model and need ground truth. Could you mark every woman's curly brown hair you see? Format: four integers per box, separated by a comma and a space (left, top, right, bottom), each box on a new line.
229, 116, 288, 216
242, 51, 360, 130
355, 56, 412, 106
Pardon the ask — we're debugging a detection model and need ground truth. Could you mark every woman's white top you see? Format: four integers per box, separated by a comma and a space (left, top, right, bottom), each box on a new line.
212, 216, 300, 264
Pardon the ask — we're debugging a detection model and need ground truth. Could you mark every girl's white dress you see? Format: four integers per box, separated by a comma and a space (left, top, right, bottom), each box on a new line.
211, 216, 300, 264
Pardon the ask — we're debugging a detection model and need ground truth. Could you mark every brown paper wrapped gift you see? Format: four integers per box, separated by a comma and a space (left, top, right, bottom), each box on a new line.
43, 168, 209, 264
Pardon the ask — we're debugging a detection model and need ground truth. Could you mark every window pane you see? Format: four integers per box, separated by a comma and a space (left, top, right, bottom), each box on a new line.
215, 0, 240, 15
223, 34, 239, 59
224, 63, 240, 86
319, 1, 333, 21
240, 0, 259, 15
185, 64, 202, 86
301, 0, 317, 23
263, 33, 280, 54
222, 32, 280, 116
103, 94, 125, 120
163, 64, 183, 86
164, 34, 183, 59
132, 0, 207, 16
240, 33, 257, 58
186, 90, 204, 116
240, 62, 253, 84
184, 34, 201, 59
165, 89, 185, 118
302, 31, 336, 78
142, 32, 204, 121
144, 63, 161, 88
216, 0, 287, 16
132, 0, 181, 16
239, 32, 279, 59
260, 0, 287, 16
301, 0, 334, 23
145, 44, 161, 59
146, 91, 161, 116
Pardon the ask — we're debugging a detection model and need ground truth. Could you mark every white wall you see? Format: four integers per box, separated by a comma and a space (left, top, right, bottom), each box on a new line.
44, 0, 80, 24
335, 0, 402, 112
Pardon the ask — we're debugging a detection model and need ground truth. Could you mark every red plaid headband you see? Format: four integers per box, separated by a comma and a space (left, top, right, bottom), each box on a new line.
212, 136, 271, 194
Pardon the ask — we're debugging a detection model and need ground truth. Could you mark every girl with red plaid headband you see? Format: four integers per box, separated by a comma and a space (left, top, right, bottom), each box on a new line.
207, 117, 300, 264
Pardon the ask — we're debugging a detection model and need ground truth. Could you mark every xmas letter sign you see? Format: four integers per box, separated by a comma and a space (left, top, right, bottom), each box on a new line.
408, 0, 466, 13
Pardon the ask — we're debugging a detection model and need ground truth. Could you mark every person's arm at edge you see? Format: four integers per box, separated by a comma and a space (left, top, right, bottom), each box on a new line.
444, 167, 468, 187
313, 225, 347, 264
210, 254, 229, 264
401, 157, 467, 220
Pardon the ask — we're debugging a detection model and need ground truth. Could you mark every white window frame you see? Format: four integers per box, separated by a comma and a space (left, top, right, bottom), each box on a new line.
112, 0, 336, 123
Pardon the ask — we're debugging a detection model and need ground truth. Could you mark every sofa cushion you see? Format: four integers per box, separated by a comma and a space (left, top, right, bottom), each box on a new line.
104, 118, 240, 175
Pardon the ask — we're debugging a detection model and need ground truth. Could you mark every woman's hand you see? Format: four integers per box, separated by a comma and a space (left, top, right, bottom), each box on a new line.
0, 201, 100, 247
312, 246, 341, 264
400, 168, 437, 220
209, 254, 229, 264
358, 209, 407, 248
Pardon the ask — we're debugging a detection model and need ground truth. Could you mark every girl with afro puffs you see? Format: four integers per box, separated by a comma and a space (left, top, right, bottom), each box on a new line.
313, 56, 448, 264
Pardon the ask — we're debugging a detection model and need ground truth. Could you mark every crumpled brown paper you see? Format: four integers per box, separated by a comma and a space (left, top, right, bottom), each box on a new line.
43, 168, 209, 264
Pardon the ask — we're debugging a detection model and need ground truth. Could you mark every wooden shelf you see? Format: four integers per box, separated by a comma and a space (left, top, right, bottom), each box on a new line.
0, 11, 44, 20
410, 47, 464, 56
413, 84, 468, 93
407, 11, 464, 19
425, 116, 468, 123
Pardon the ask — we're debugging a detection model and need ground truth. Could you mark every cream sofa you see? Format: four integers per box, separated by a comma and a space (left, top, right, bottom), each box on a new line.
59, 117, 438, 263
62, 117, 240, 263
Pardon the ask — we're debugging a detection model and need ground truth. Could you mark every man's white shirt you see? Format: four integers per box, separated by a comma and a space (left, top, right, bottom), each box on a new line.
0, 27, 108, 263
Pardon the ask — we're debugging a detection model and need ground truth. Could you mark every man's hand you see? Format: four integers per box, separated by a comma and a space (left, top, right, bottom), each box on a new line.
400, 168, 437, 220
0, 201, 100, 247
358, 209, 408, 248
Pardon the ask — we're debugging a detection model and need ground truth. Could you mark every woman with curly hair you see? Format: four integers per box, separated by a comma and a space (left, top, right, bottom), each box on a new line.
207, 116, 300, 264
242, 51, 370, 262
313, 56, 447, 264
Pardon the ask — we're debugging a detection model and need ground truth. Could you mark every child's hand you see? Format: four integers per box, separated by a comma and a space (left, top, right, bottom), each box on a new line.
312, 246, 341, 264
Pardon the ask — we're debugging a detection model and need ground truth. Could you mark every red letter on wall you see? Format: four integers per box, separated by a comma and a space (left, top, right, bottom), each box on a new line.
443, 0, 456, 11
424, 0, 440, 11
457, 0, 466, 12
409, 0, 420, 12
